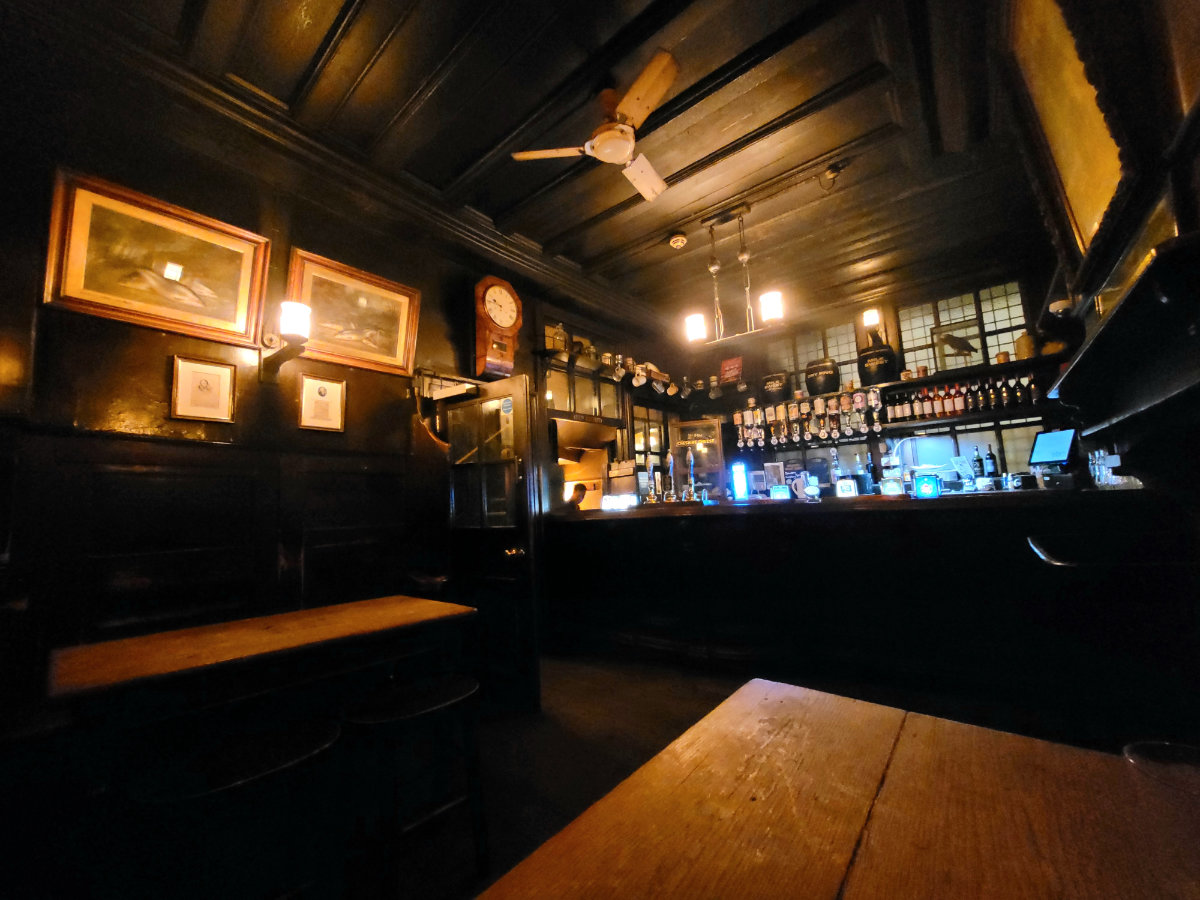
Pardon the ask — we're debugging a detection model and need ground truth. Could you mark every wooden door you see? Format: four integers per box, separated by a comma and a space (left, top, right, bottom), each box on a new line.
444, 375, 540, 710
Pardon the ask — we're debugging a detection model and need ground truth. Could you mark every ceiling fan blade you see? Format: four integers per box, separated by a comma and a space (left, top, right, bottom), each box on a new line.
615, 49, 678, 129
622, 153, 668, 202
511, 147, 586, 161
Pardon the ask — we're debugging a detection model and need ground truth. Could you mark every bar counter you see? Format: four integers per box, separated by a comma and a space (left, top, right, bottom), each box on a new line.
543, 487, 1200, 747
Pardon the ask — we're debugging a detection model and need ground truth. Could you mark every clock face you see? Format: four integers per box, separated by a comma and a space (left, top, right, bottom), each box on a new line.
484, 285, 519, 328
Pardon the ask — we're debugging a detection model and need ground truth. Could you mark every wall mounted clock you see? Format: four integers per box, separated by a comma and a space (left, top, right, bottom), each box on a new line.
475, 276, 522, 376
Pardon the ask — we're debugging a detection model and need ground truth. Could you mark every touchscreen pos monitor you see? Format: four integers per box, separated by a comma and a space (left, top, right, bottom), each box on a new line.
1029, 428, 1077, 470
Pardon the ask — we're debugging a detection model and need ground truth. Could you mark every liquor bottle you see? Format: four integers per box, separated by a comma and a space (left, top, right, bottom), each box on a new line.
1012, 377, 1026, 407
854, 453, 866, 476
921, 388, 934, 419
765, 403, 778, 446
999, 378, 1011, 409
984, 443, 998, 477
973, 380, 986, 411
971, 445, 985, 477
1028, 374, 1041, 405
985, 377, 998, 411
896, 392, 910, 422
830, 448, 843, 480
787, 395, 801, 443
753, 402, 765, 448
733, 410, 745, 449
931, 386, 945, 418
963, 384, 976, 413
952, 383, 965, 416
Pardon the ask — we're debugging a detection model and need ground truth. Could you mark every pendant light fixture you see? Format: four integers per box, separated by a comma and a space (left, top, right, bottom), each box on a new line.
684, 210, 783, 343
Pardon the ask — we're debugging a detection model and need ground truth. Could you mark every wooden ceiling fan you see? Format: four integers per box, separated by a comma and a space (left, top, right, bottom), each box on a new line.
511, 49, 678, 202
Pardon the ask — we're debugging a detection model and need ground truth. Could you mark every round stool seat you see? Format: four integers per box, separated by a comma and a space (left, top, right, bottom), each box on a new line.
128, 716, 340, 804
343, 674, 479, 727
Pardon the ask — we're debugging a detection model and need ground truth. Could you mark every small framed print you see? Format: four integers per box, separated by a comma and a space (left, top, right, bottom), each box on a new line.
171, 356, 235, 422
299, 375, 346, 432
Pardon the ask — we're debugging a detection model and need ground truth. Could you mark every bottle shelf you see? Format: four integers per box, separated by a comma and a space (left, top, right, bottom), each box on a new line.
879, 401, 1061, 434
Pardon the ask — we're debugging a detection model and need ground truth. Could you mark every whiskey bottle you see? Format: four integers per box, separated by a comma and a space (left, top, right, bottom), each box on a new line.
920, 388, 934, 419
971, 445, 985, 478
952, 383, 966, 416
932, 386, 945, 418
984, 443, 998, 477
733, 410, 745, 449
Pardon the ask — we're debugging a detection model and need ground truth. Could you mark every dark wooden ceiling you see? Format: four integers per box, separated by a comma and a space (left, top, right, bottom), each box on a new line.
29, 0, 1051, 337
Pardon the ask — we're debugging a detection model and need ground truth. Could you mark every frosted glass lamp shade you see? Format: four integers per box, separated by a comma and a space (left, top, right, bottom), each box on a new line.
759, 291, 783, 322
279, 301, 312, 342
685, 313, 707, 342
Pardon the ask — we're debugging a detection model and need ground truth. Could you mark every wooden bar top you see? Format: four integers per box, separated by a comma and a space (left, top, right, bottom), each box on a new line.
48, 595, 475, 698
482, 679, 1200, 899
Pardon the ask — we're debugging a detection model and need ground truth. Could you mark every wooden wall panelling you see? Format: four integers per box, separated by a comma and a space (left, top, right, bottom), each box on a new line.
19, 433, 280, 645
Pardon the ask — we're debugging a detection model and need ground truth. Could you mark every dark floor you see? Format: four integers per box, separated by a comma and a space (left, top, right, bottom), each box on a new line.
468, 653, 745, 895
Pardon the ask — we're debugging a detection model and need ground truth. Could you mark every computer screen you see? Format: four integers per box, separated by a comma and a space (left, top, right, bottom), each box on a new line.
1029, 428, 1077, 467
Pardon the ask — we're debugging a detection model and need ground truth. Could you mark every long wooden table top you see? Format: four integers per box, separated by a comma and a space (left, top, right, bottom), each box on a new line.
48, 595, 475, 698
482, 679, 1200, 899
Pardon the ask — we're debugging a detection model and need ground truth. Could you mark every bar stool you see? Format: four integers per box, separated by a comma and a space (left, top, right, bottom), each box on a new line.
338, 672, 487, 898
102, 702, 341, 899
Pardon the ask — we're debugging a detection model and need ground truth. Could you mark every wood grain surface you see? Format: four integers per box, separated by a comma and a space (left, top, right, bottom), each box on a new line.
842, 712, 1200, 899
481, 679, 906, 899
48, 595, 475, 697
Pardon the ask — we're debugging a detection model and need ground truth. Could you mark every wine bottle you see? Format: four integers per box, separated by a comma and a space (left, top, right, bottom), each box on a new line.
973, 381, 986, 411
984, 443, 998, 477
971, 445, 985, 478
932, 386, 945, 418
1028, 374, 1041, 405
1012, 378, 1026, 406
952, 383, 966, 415
921, 388, 934, 419
986, 378, 998, 411
964, 383, 977, 413
999, 378, 1011, 408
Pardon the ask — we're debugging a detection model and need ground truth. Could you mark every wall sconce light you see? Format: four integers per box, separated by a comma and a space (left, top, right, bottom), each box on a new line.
862, 307, 880, 328
685, 313, 707, 342
260, 300, 312, 383
759, 290, 783, 323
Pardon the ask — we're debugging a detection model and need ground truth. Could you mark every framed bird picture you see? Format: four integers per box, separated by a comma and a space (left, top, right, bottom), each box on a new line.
930, 321, 984, 371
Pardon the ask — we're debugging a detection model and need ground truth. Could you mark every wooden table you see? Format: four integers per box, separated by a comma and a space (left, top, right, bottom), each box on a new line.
48, 595, 475, 698
481, 679, 1200, 899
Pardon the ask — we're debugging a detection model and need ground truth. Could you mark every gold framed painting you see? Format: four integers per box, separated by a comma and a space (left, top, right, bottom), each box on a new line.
1002, 0, 1131, 283
287, 248, 420, 376
171, 356, 236, 423
44, 171, 270, 348
299, 374, 346, 432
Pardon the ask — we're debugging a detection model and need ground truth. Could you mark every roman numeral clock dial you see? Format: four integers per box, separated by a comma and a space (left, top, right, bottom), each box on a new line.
475, 276, 522, 376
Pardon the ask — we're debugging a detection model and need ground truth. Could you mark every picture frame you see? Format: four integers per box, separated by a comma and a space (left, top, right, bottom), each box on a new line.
930, 320, 984, 372
287, 248, 420, 376
44, 171, 269, 348
171, 356, 236, 422
1000, 0, 1135, 289
299, 374, 346, 432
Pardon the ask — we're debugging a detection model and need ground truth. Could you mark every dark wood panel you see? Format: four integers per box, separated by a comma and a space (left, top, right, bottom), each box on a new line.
223, 0, 348, 109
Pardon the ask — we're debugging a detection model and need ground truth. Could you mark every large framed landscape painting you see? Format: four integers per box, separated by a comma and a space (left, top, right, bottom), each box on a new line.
44, 171, 269, 347
287, 248, 420, 376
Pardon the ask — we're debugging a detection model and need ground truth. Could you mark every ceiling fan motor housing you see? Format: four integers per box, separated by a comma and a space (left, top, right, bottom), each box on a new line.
588, 123, 636, 164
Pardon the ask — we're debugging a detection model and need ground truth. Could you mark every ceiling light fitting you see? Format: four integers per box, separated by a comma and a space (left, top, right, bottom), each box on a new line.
685, 213, 783, 344
668, 232, 687, 249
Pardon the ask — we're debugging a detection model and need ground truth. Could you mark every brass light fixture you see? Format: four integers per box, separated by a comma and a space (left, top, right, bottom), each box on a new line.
684, 211, 783, 344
